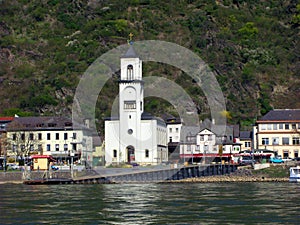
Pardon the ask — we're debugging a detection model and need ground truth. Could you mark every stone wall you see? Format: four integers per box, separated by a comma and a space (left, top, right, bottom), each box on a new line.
0, 172, 22, 183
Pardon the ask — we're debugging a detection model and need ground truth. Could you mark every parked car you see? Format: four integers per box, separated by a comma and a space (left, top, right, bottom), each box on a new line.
282, 157, 293, 162
7, 164, 20, 170
51, 165, 59, 171
130, 162, 139, 167
239, 157, 255, 165
270, 157, 284, 163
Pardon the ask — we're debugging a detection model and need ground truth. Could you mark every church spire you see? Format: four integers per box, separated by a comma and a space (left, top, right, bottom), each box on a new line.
122, 33, 138, 58
122, 45, 138, 58
128, 32, 134, 45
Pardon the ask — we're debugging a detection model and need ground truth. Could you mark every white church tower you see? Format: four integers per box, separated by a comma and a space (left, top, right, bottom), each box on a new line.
119, 45, 144, 162
105, 43, 168, 166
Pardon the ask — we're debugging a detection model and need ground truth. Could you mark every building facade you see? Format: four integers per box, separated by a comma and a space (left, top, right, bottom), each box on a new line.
236, 131, 252, 152
6, 117, 93, 166
166, 117, 182, 161
105, 44, 168, 165
179, 121, 241, 164
254, 109, 300, 158
0, 117, 14, 157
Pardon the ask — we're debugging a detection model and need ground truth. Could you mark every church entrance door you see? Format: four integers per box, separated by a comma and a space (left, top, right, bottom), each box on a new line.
127, 146, 135, 163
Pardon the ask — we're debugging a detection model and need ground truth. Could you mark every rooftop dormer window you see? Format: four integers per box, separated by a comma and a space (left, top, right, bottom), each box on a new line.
65, 122, 72, 127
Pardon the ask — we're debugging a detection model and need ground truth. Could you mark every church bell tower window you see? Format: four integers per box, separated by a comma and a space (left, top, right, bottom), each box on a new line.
127, 65, 133, 80
124, 101, 136, 110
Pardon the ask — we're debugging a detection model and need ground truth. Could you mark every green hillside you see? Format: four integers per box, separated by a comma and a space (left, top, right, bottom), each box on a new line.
0, 0, 299, 132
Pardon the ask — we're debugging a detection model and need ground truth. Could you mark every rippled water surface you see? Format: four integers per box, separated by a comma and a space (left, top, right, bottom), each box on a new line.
0, 182, 299, 224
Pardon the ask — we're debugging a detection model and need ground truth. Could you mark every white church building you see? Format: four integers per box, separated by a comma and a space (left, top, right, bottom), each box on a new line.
104, 44, 168, 166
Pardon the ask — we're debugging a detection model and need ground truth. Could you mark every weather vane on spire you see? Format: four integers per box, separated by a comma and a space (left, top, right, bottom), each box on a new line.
128, 32, 134, 45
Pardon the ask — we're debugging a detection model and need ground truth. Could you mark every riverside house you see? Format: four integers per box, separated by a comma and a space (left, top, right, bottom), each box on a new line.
5, 116, 94, 167
253, 109, 300, 159
179, 120, 241, 164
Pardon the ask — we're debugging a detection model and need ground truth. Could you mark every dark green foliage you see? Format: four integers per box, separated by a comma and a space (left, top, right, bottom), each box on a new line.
0, 0, 299, 131
20, 93, 58, 108
1, 108, 33, 117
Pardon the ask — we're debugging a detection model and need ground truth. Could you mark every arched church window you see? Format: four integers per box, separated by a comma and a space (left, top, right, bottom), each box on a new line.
127, 65, 133, 80
145, 149, 149, 158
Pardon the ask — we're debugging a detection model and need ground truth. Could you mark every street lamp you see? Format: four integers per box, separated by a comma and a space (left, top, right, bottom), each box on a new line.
70, 150, 74, 178
191, 146, 193, 165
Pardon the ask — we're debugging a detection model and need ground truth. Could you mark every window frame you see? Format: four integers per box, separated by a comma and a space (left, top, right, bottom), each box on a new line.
145, 149, 149, 158
262, 138, 269, 145
282, 137, 289, 145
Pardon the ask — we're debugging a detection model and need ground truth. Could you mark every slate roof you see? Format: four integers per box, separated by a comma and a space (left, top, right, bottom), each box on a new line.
228, 124, 240, 138
153, 113, 182, 125
257, 109, 300, 122
239, 131, 252, 140
180, 119, 232, 144
122, 45, 138, 58
6, 116, 74, 131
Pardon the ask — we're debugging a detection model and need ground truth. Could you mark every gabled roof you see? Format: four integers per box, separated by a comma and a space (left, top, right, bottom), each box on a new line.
6, 116, 73, 131
180, 119, 230, 142
198, 128, 213, 134
239, 131, 252, 140
228, 124, 240, 138
122, 45, 138, 58
257, 109, 300, 122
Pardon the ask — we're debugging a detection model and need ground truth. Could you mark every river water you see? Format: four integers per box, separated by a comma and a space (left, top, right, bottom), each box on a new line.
0, 182, 299, 224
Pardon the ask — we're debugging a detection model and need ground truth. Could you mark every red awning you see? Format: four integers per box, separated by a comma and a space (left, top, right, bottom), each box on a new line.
180, 153, 232, 158
31, 155, 55, 161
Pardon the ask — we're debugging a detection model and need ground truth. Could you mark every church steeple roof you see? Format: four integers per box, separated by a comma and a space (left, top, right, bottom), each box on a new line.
122, 44, 138, 58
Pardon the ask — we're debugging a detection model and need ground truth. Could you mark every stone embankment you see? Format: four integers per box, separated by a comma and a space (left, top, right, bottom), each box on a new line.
0, 168, 290, 184
168, 176, 288, 183
165, 168, 289, 183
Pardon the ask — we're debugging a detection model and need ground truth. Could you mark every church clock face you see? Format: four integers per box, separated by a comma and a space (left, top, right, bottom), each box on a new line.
128, 129, 133, 134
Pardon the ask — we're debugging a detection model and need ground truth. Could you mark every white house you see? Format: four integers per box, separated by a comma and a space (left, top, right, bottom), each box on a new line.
165, 117, 182, 161
104, 44, 168, 165
180, 120, 240, 164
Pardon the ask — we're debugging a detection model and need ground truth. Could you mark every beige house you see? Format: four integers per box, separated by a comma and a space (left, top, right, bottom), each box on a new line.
6, 117, 94, 167
254, 109, 300, 158
238, 131, 253, 152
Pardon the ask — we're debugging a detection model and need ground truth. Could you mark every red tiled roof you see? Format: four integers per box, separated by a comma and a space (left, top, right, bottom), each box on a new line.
0, 117, 14, 122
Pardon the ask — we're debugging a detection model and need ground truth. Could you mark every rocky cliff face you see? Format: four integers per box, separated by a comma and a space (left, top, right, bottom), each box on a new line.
0, 0, 299, 128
